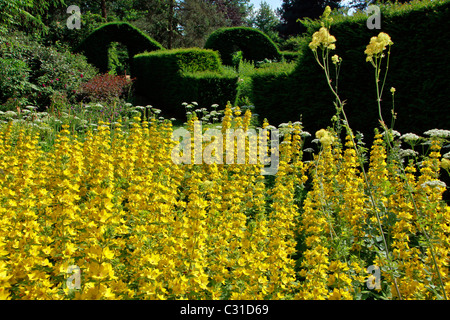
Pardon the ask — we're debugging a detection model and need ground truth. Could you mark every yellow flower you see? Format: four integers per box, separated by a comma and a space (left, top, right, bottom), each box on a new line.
365, 32, 393, 62
331, 54, 340, 64
315, 129, 335, 147
103, 247, 115, 260
309, 27, 336, 51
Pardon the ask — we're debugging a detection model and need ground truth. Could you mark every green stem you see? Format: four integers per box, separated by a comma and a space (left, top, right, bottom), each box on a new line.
315, 52, 403, 300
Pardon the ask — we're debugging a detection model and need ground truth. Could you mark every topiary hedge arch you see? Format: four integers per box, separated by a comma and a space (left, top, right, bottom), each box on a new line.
204, 27, 281, 66
75, 22, 164, 73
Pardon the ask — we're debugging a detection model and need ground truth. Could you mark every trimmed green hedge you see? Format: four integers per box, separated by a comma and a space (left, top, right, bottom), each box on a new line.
251, 0, 450, 141
133, 48, 238, 118
180, 69, 238, 110
76, 22, 164, 73
204, 27, 281, 66
280, 51, 301, 62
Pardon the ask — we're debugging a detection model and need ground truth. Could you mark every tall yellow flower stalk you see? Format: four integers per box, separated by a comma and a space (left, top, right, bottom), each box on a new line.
416, 137, 449, 299
265, 123, 303, 299
297, 129, 336, 299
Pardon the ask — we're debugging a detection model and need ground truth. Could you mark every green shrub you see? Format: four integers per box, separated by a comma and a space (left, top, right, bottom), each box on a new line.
133, 48, 237, 118
251, 0, 450, 141
0, 31, 98, 110
0, 58, 32, 110
204, 27, 281, 66
76, 22, 164, 73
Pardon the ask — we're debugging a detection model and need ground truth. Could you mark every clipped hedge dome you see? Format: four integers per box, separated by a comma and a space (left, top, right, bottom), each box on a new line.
204, 27, 281, 66
76, 22, 164, 73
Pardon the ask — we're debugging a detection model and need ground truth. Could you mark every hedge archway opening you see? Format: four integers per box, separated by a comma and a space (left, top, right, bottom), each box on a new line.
76, 22, 164, 74
204, 27, 281, 66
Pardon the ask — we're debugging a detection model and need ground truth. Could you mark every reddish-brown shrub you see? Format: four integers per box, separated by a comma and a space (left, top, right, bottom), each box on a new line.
79, 73, 133, 103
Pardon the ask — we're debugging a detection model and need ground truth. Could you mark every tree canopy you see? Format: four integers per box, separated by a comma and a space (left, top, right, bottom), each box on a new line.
277, 0, 343, 37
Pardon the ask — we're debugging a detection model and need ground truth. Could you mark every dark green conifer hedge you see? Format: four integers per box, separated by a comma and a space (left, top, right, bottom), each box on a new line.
251, 0, 450, 141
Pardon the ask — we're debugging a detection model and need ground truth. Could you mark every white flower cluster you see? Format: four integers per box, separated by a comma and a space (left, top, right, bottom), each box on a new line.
423, 129, 450, 138
399, 149, 418, 158
420, 180, 447, 189
400, 133, 421, 141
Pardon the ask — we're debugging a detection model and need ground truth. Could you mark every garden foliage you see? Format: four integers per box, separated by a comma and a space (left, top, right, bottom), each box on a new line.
0, 32, 97, 110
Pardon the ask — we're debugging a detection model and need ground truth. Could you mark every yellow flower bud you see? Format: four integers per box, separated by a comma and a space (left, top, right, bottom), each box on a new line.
441, 158, 450, 170
332, 54, 340, 64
